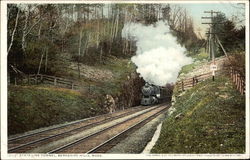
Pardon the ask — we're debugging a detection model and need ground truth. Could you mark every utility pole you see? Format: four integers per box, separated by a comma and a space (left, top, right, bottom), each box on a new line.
202, 10, 221, 81
206, 28, 211, 59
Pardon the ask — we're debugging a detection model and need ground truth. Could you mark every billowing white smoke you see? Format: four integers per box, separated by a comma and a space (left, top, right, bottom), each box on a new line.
122, 21, 193, 86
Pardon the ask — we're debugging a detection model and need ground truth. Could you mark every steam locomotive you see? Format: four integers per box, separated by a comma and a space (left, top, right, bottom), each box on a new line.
141, 83, 160, 105
141, 82, 171, 106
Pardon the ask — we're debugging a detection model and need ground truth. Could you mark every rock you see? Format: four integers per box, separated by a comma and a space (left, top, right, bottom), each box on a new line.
171, 96, 176, 106
69, 63, 113, 81
218, 86, 226, 90
219, 94, 228, 99
175, 113, 184, 120
168, 107, 176, 116
104, 94, 116, 113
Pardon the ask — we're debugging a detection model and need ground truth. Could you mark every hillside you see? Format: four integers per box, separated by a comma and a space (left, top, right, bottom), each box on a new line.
8, 85, 104, 135
8, 57, 144, 135
151, 57, 245, 153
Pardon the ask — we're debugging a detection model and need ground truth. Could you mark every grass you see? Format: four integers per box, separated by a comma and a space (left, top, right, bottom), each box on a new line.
190, 48, 209, 61
151, 76, 245, 153
8, 85, 105, 135
179, 63, 197, 75
8, 57, 137, 135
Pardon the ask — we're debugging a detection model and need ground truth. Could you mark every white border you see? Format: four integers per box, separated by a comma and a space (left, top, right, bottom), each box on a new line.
1, 0, 249, 159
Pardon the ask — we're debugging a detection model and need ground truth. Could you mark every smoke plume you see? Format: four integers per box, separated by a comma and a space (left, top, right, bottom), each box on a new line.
122, 21, 193, 86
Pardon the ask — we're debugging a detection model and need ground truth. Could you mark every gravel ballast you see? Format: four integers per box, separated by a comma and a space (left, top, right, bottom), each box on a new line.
106, 110, 168, 153
28, 106, 157, 153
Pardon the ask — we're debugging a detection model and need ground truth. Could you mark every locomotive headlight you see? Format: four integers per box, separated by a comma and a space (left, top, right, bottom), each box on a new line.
156, 94, 160, 98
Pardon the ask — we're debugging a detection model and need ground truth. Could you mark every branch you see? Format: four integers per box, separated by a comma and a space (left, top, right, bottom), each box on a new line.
24, 17, 42, 37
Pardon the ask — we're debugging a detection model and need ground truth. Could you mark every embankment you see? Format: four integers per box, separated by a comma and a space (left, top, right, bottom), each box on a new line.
151, 75, 245, 153
8, 58, 144, 135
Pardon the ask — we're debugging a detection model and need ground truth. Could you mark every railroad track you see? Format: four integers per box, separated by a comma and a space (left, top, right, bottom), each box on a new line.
48, 104, 169, 154
87, 105, 169, 153
8, 105, 150, 153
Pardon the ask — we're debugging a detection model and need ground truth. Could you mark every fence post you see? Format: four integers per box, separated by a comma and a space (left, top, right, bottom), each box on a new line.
181, 81, 184, 91
236, 74, 238, 90
71, 82, 74, 90
232, 69, 234, 82
21, 76, 23, 84
236, 73, 239, 89
192, 77, 195, 87
233, 69, 235, 83
212, 71, 215, 81
54, 78, 57, 86
234, 70, 237, 83
230, 67, 233, 79
242, 79, 245, 95
195, 76, 198, 84
14, 76, 17, 85
40, 74, 43, 83
35, 75, 38, 84
243, 80, 245, 95
236, 73, 238, 89
237, 74, 240, 91
239, 77, 242, 95
28, 75, 30, 85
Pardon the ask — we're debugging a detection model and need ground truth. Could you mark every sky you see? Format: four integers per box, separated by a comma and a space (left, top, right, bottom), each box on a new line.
178, 2, 246, 38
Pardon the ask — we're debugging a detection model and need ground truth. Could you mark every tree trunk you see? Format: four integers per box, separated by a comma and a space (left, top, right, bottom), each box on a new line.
77, 30, 82, 79
7, 7, 20, 54
37, 51, 44, 75
22, 7, 30, 54
61, 17, 69, 52
99, 45, 103, 63
44, 47, 48, 73
108, 9, 117, 55
86, 36, 89, 56
96, 6, 100, 48
38, 22, 42, 39
114, 10, 119, 39
22, 5, 41, 54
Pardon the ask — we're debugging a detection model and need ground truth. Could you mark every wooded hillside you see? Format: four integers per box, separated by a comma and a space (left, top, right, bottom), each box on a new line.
7, 3, 202, 80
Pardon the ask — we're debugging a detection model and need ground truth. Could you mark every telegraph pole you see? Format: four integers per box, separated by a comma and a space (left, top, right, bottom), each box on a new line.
202, 10, 220, 62
202, 10, 221, 81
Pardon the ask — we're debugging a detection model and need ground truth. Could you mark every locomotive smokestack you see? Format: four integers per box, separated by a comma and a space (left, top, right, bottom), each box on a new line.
122, 21, 193, 86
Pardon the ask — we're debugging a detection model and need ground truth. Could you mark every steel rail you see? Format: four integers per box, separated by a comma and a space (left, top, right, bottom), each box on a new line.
9, 105, 144, 142
47, 104, 165, 154
8, 106, 149, 153
86, 105, 169, 153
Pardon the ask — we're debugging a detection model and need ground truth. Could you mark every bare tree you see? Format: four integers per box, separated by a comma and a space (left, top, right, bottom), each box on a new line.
169, 5, 182, 29
21, 5, 42, 54
8, 7, 20, 54
77, 30, 83, 78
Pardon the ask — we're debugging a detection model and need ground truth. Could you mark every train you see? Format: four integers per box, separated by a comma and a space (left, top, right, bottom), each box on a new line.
141, 82, 172, 106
